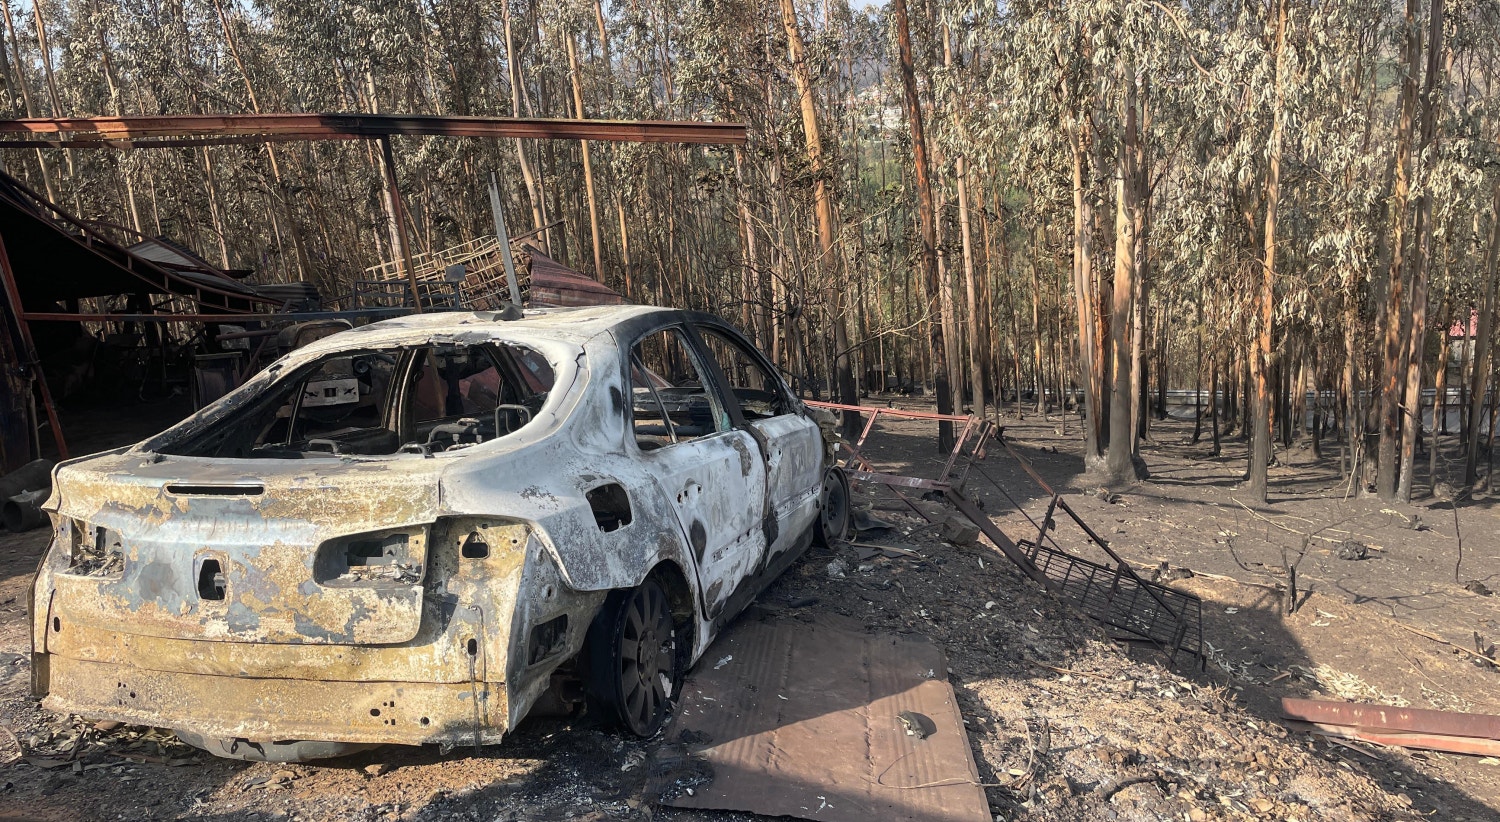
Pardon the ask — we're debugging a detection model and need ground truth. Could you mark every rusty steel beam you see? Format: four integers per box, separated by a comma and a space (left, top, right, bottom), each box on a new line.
0, 134, 359, 150
1287, 721, 1500, 757
946, 489, 1058, 593
0, 114, 747, 147
1281, 698, 1500, 741
22, 307, 420, 324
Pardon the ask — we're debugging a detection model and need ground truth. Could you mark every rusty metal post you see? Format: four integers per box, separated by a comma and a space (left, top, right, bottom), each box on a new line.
379, 136, 423, 313
0, 231, 67, 460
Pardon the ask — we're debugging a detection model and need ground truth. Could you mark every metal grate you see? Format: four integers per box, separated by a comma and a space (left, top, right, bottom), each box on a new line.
1020, 538, 1203, 664
802, 400, 1205, 668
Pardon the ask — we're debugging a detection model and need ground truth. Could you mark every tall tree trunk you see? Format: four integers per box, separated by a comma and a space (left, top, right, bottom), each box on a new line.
891, 0, 953, 449
0, 5, 16, 116
1193, 286, 1204, 443
211, 0, 311, 283
1249, 0, 1288, 504
2, 0, 53, 201
945, 27, 984, 421
1211, 342, 1222, 456
31, 0, 75, 209
1397, 0, 1446, 502
956, 157, 983, 419
1031, 234, 1046, 416
1105, 64, 1140, 484
1070, 122, 1104, 466
1463, 183, 1500, 487
1377, 0, 1423, 501
1342, 276, 1361, 480
501, 0, 549, 251
779, 0, 858, 433
1430, 288, 1451, 484
565, 35, 605, 281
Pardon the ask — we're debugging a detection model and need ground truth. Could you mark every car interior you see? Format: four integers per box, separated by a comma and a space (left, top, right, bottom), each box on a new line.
628, 327, 727, 450
159, 342, 554, 459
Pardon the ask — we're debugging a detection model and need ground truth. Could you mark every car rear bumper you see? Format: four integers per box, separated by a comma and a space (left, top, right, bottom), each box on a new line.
42, 656, 508, 749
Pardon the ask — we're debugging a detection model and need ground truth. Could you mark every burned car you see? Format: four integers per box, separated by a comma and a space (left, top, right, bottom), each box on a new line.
30, 305, 850, 762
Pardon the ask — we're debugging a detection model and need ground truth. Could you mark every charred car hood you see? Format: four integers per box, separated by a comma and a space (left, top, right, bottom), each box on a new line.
47, 452, 444, 646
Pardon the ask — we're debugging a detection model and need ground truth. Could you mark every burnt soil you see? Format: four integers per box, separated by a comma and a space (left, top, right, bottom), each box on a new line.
1, 397, 1498, 821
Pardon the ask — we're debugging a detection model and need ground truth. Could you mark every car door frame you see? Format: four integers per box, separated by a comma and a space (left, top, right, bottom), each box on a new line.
615, 315, 770, 623
678, 316, 823, 579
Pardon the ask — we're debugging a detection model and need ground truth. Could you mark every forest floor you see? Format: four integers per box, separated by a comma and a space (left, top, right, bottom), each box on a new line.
0, 396, 1497, 821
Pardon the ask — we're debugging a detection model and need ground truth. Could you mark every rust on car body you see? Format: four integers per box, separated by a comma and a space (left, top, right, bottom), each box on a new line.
30, 305, 838, 760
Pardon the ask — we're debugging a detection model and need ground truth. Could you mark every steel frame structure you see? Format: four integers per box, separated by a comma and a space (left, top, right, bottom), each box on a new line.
0, 113, 746, 462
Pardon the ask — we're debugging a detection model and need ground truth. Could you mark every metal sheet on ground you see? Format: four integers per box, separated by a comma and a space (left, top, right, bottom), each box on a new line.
648, 612, 989, 822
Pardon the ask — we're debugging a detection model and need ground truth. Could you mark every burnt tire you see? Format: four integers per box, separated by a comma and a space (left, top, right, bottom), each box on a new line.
814, 466, 852, 546
586, 576, 683, 737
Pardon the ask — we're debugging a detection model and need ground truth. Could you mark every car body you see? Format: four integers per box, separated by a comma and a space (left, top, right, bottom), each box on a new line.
29, 305, 847, 761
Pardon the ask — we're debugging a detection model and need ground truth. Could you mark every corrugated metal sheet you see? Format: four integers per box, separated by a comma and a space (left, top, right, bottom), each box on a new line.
524, 246, 626, 308
648, 612, 989, 822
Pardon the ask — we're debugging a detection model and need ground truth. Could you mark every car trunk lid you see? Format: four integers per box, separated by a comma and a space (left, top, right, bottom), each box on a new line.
47, 453, 442, 646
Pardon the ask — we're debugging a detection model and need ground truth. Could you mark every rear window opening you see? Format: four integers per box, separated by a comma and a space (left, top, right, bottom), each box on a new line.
157, 342, 555, 459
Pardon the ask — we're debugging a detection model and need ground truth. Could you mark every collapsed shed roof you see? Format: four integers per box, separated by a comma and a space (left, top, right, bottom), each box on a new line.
0, 168, 266, 313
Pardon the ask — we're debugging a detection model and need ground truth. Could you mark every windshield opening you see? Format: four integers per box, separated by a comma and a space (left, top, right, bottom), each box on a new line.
159, 342, 556, 459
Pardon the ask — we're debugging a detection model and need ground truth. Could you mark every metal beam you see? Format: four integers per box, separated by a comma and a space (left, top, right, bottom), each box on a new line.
0, 114, 747, 148
1282, 698, 1500, 741
21, 307, 428, 324
1286, 721, 1500, 757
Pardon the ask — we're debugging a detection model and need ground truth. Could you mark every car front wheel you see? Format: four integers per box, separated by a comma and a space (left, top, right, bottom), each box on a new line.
815, 466, 852, 546
587, 577, 682, 737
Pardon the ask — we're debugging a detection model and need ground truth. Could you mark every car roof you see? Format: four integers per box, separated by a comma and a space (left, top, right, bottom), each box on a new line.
298, 304, 677, 355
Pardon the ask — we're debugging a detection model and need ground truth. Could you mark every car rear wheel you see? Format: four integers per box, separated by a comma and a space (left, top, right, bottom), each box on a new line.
587, 577, 682, 737
815, 467, 851, 546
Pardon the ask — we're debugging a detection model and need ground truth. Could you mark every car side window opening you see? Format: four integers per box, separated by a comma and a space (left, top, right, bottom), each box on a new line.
403, 343, 552, 451
629, 327, 729, 450
156, 342, 554, 459
696, 327, 793, 421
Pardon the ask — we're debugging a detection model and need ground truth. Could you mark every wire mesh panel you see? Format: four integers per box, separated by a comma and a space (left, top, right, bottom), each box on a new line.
361, 235, 525, 310
1021, 538, 1203, 665
801, 400, 1204, 668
